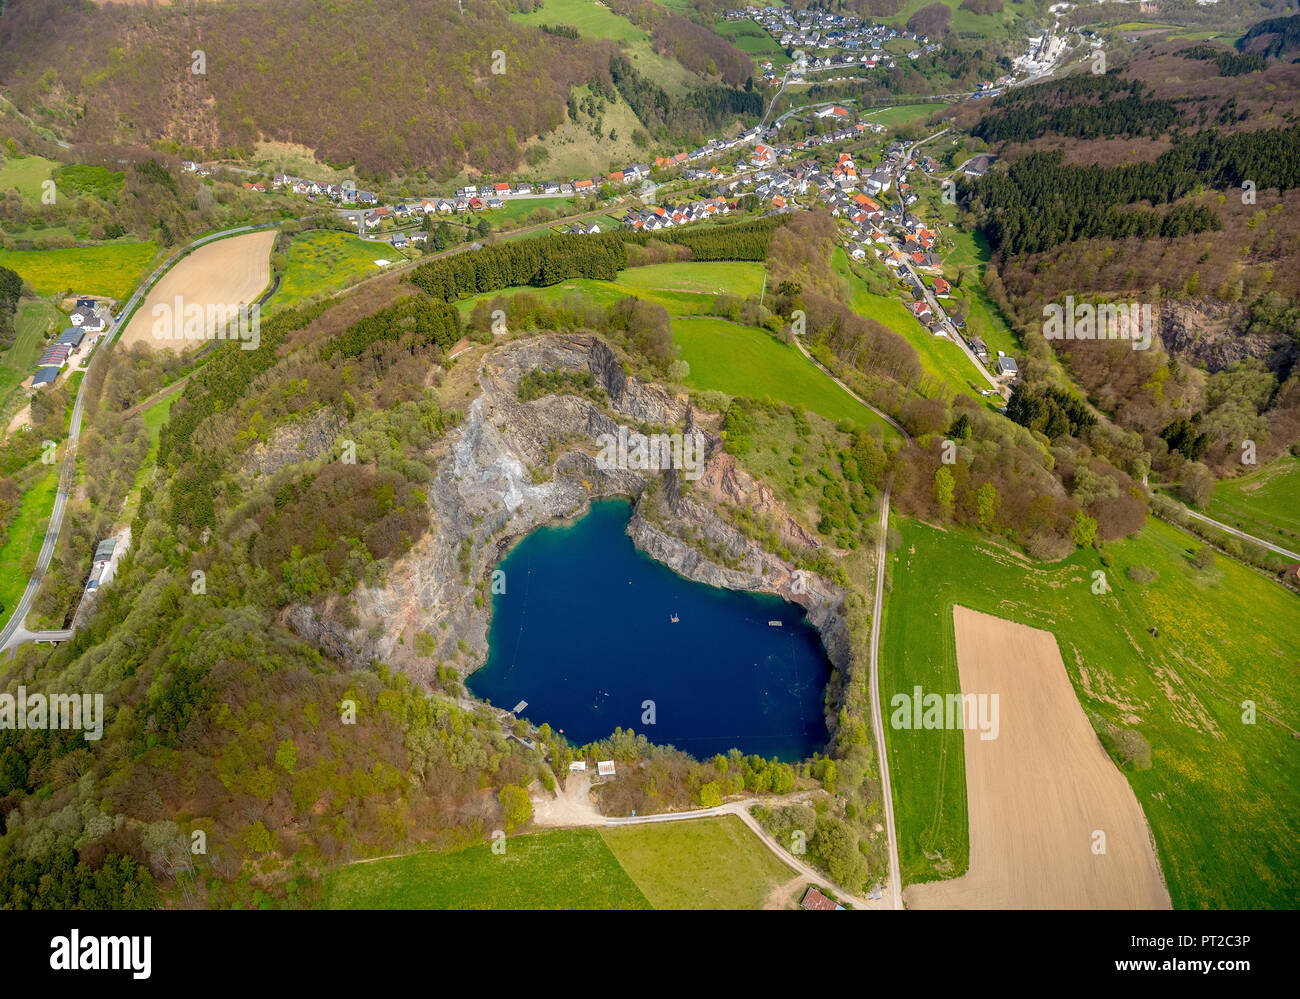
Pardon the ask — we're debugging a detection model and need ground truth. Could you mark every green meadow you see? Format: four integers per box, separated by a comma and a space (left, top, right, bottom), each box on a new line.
510, 0, 645, 43
270, 231, 391, 310
0, 243, 158, 301
327, 816, 798, 909
863, 104, 944, 131
673, 316, 896, 435
0, 299, 62, 413
327, 828, 649, 909
454, 261, 764, 319
882, 516, 1300, 908
1206, 456, 1300, 554
0, 155, 58, 204
0, 466, 57, 616
599, 815, 793, 909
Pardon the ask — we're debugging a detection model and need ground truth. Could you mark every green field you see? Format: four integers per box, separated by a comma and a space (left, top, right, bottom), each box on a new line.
0, 243, 158, 301
455, 260, 762, 319
0, 466, 56, 617
269, 231, 391, 310
882, 516, 1300, 908
511, 0, 645, 43
481, 196, 575, 225
673, 316, 895, 435
327, 828, 651, 909
327, 815, 798, 909
617, 260, 764, 299
929, 207, 1020, 359
862, 104, 944, 130
1206, 456, 1300, 554
712, 19, 792, 67
883, 0, 1022, 38
599, 815, 793, 909
0, 299, 62, 413
0, 155, 58, 204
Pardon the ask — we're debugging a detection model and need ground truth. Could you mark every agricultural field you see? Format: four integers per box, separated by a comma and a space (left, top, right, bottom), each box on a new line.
0, 466, 56, 617
0, 243, 158, 301
883, 0, 1023, 38
599, 815, 794, 909
511, 1, 700, 98
1205, 456, 1300, 555
881, 516, 1300, 909
673, 316, 896, 434
480, 197, 575, 226
269, 230, 392, 311
906, 606, 1169, 909
712, 18, 792, 68
118, 230, 275, 351
327, 828, 650, 909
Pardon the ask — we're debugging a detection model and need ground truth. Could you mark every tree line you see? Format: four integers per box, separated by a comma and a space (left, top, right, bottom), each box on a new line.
970, 124, 1300, 256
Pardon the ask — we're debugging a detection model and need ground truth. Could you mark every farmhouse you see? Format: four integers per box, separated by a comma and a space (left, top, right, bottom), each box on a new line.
31, 367, 60, 389
800, 886, 843, 910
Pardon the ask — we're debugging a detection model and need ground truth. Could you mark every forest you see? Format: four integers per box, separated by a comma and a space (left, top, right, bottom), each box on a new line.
0, 0, 602, 180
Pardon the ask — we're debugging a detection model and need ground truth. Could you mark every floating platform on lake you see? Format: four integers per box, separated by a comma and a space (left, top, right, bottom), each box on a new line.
512, 700, 528, 714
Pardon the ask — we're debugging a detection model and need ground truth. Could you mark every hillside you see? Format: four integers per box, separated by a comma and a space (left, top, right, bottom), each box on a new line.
951, 31, 1300, 504
0, 0, 765, 182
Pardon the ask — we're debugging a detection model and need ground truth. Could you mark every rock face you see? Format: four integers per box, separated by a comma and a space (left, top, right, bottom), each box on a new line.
287, 333, 851, 688
248, 409, 347, 476
1159, 299, 1294, 373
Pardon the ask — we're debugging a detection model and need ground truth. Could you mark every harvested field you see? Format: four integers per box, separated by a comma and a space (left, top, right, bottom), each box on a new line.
905, 605, 1171, 910
118, 230, 276, 351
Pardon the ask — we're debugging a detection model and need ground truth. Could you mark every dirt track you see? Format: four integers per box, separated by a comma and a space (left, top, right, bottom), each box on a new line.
118, 230, 276, 351
905, 605, 1170, 910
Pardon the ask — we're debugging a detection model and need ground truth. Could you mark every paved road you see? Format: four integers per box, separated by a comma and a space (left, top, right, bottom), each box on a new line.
1183, 508, 1300, 562
0, 221, 284, 651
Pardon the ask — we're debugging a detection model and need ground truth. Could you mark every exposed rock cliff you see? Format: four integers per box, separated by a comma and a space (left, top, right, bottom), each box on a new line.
1159, 299, 1294, 373
287, 333, 850, 691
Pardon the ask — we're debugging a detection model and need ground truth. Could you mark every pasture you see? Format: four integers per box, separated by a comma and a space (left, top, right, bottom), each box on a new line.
599, 815, 794, 909
672, 316, 896, 434
0, 299, 62, 416
1207, 456, 1300, 554
327, 816, 799, 909
0, 466, 57, 616
0, 155, 58, 204
327, 828, 650, 909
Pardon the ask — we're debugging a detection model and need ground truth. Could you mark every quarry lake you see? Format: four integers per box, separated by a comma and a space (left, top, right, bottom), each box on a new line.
468, 498, 832, 761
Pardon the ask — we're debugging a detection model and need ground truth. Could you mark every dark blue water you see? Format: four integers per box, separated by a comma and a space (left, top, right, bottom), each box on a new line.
467, 498, 832, 761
